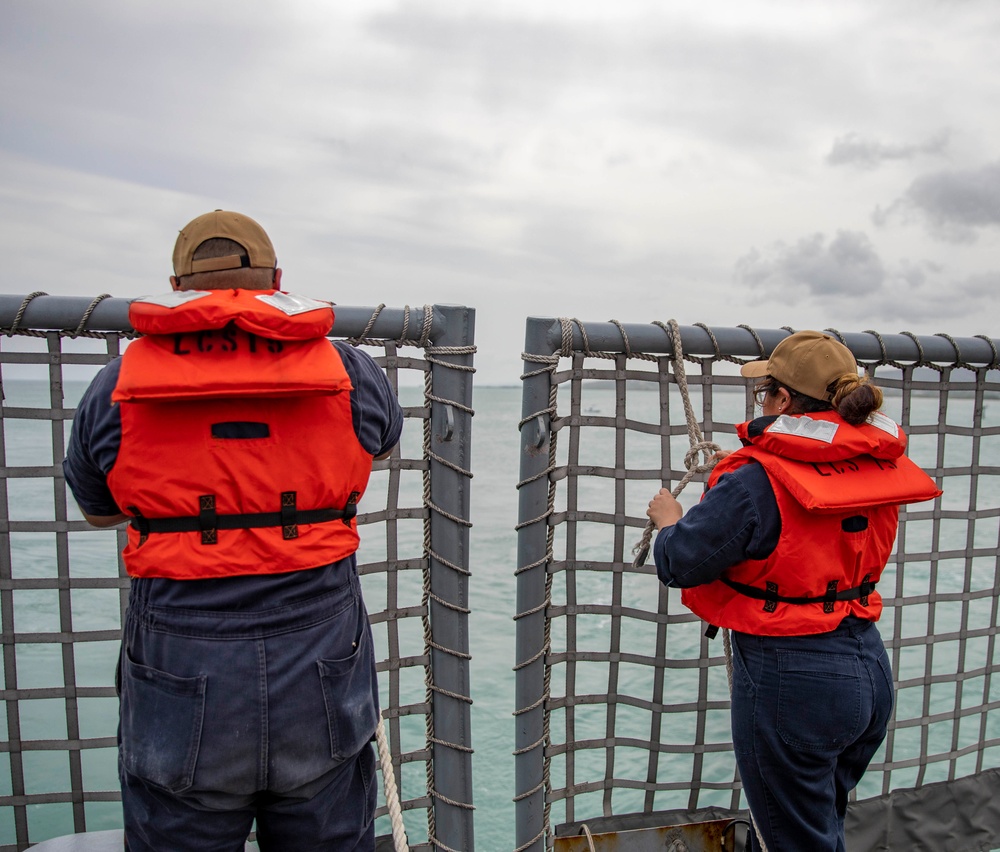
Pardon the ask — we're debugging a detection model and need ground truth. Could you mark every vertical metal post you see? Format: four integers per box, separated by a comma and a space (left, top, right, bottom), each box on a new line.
427, 304, 477, 851
48, 332, 87, 832
0, 339, 29, 851
514, 317, 559, 852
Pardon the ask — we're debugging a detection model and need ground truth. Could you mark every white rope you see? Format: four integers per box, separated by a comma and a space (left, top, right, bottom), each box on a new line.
376, 713, 410, 852
628, 319, 769, 851
632, 319, 722, 567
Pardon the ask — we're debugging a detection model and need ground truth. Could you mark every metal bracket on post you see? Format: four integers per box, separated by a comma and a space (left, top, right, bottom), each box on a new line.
531, 415, 546, 450
442, 404, 455, 442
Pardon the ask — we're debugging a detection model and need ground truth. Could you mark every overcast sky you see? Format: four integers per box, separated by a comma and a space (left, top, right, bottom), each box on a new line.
2, 0, 998, 384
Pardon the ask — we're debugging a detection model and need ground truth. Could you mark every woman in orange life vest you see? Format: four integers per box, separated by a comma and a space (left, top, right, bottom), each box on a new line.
646, 331, 940, 852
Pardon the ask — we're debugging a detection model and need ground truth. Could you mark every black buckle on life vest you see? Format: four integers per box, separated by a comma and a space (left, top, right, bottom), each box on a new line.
128, 506, 149, 546
281, 491, 298, 540
859, 573, 873, 607
342, 491, 360, 527
199, 495, 218, 545
763, 581, 779, 613
823, 580, 839, 614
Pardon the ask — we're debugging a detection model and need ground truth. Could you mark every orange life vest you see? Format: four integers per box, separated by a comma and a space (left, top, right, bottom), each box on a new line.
682, 411, 941, 636
107, 289, 375, 580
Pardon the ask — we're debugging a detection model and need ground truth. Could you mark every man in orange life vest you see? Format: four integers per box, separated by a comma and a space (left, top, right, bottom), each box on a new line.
647, 331, 940, 852
63, 211, 403, 850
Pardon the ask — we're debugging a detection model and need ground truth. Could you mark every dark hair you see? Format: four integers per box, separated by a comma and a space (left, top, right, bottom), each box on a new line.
829, 374, 883, 425
755, 373, 883, 426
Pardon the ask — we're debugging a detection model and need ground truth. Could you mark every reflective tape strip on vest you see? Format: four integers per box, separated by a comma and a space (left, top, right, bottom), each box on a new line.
107, 289, 373, 580
127, 288, 335, 340
682, 412, 941, 636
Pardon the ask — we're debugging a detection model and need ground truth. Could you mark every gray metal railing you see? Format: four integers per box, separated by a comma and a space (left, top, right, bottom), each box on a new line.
0, 294, 476, 852
515, 317, 1000, 852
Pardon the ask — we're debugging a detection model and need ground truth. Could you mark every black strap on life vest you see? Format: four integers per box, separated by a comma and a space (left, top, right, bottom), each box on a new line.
128, 490, 361, 546
721, 573, 876, 610
703, 573, 875, 639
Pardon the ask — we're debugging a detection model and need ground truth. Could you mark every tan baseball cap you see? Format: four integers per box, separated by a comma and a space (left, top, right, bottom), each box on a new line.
172, 210, 277, 276
741, 330, 859, 401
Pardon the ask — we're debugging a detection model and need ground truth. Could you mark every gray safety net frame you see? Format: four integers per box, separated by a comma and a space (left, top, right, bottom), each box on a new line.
514, 318, 1000, 852
0, 294, 475, 852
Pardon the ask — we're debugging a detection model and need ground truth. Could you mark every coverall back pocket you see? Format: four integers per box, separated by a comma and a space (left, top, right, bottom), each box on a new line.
777, 650, 862, 751
120, 652, 207, 793
317, 609, 379, 761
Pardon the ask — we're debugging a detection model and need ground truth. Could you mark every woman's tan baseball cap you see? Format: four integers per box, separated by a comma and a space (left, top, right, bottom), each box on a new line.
172, 210, 277, 276
741, 330, 859, 401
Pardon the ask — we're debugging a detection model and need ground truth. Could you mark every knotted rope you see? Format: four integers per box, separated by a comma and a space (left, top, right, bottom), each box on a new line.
627, 320, 771, 852
631, 319, 723, 568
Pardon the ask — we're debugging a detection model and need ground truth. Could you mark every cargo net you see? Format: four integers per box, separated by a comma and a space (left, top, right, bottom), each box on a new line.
515, 319, 1000, 848
0, 295, 473, 852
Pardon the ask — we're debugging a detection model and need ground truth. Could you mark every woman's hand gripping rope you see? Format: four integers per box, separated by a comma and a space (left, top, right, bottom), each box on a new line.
632, 444, 727, 568
646, 488, 684, 530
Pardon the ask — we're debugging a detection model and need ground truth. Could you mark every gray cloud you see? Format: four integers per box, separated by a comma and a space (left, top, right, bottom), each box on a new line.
316, 128, 495, 190
866, 267, 1000, 325
826, 131, 950, 169
364, 5, 876, 156
366, 7, 598, 113
0, 1, 979, 203
874, 161, 1000, 242
0, 0, 297, 196
736, 228, 1000, 328
3, 0, 1000, 384
735, 230, 885, 300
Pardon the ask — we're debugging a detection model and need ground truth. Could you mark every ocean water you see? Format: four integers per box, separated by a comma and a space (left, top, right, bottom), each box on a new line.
3, 379, 999, 849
